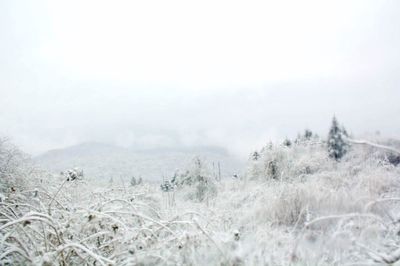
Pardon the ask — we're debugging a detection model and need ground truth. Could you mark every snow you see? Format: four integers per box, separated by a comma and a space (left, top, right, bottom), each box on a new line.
1, 137, 400, 265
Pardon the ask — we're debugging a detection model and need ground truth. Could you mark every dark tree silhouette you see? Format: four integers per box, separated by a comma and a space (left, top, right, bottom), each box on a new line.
327, 116, 349, 161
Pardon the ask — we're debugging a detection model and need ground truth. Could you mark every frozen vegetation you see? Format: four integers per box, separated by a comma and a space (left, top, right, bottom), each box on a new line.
34, 143, 243, 183
1, 122, 400, 265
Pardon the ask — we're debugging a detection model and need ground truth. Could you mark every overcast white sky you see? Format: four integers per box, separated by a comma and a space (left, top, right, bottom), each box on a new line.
1, 0, 399, 157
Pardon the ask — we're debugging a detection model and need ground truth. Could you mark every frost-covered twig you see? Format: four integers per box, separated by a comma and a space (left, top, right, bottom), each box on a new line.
193, 219, 226, 259
0, 246, 32, 262
291, 213, 387, 262
103, 210, 176, 235
364, 197, 400, 212
362, 244, 400, 264
56, 243, 115, 265
345, 138, 400, 155
48, 179, 68, 215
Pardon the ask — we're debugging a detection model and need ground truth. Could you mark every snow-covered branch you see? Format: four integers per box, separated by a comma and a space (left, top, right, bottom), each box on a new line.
345, 137, 400, 155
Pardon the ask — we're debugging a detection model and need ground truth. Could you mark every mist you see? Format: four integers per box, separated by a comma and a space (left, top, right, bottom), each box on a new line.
1, 0, 399, 157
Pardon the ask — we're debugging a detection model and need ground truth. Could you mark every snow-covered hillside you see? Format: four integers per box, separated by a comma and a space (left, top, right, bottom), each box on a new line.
34, 142, 244, 182
2, 135, 400, 265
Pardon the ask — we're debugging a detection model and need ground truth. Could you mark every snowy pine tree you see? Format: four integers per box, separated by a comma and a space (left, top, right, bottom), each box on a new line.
327, 116, 349, 161
130, 176, 137, 186
251, 151, 260, 160
304, 129, 313, 140
283, 138, 292, 147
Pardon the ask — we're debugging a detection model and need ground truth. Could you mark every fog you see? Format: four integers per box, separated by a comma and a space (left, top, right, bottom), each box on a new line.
1, 0, 399, 157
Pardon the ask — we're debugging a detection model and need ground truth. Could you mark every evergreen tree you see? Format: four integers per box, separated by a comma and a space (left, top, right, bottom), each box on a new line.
304, 129, 313, 140
283, 138, 292, 147
327, 116, 349, 161
267, 160, 278, 179
251, 151, 260, 160
130, 176, 137, 186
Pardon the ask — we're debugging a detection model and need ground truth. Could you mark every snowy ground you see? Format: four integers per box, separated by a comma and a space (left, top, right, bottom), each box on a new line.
1, 138, 400, 265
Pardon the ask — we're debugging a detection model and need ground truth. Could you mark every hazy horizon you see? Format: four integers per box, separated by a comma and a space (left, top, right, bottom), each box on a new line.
1, 0, 399, 157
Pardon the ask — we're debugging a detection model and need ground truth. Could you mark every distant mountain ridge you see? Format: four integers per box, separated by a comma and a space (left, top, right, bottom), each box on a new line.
34, 142, 244, 182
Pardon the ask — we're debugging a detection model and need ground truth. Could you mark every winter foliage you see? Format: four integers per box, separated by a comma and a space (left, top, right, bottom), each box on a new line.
1, 129, 400, 265
327, 116, 350, 161
170, 157, 217, 202
0, 138, 30, 193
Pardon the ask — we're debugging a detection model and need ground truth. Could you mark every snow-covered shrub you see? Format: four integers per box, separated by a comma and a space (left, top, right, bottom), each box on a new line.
265, 183, 310, 226
0, 137, 31, 193
0, 173, 166, 265
62, 167, 84, 181
171, 157, 217, 202
246, 144, 290, 180
246, 141, 330, 181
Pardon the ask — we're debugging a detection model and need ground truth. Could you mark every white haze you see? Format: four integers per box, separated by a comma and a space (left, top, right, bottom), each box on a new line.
1, 0, 399, 157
